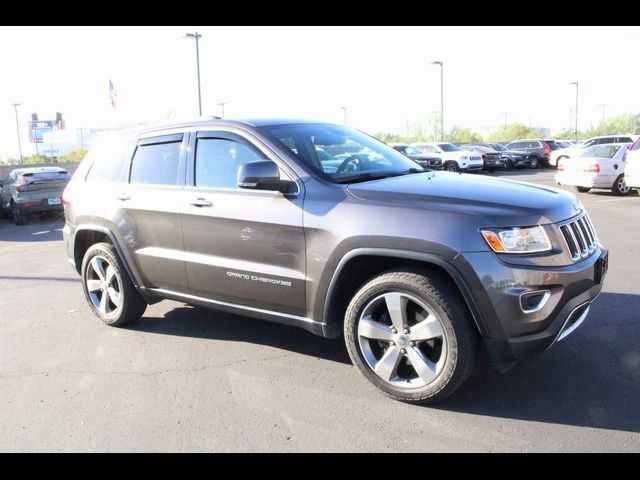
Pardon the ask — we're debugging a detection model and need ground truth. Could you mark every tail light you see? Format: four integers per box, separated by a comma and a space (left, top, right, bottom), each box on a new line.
481, 153, 487, 160
543, 142, 552, 155
584, 164, 600, 173
62, 188, 72, 206
15, 184, 27, 192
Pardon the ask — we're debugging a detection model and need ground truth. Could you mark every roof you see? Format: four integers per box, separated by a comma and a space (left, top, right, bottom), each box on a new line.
10, 166, 68, 175
130, 117, 341, 136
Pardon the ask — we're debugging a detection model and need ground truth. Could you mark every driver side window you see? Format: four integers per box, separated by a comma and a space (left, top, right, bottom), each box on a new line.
195, 137, 266, 189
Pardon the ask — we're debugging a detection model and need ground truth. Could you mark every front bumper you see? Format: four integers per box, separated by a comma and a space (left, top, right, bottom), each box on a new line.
454, 248, 607, 370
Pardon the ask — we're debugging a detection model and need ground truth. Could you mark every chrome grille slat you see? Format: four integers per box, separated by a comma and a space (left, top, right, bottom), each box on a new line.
559, 213, 598, 261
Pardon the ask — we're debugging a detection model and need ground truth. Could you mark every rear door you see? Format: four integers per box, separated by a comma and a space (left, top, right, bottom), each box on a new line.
180, 129, 306, 316
112, 132, 189, 293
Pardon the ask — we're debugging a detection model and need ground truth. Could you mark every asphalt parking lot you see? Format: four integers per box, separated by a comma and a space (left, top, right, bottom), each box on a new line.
1, 169, 639, 452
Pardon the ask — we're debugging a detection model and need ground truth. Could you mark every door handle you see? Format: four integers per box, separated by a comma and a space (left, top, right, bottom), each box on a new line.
117, 193, 131, 201
190, 198, 212, 207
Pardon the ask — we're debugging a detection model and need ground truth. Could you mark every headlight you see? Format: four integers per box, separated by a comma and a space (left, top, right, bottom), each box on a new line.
480, 226, 551, 253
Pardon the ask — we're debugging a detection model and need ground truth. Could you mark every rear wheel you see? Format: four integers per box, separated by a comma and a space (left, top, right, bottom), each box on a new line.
81, 242, 147, 327
575, 186, 591, 193
612, 174, 631, 196
529, 156, 540, 169
344, 269, 478, 404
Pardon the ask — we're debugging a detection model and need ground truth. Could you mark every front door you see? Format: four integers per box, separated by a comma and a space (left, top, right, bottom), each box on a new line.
180, 130, 306, 316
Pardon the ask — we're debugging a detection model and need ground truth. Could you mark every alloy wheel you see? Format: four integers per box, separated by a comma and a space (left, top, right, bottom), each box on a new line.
357, 292, 448, 389
85, 256, 122, 316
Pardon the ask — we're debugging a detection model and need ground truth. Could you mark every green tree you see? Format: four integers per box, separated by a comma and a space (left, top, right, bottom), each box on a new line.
583, 113, 640, 138
445, 126, 482, 144
487, 122, 541, 142
58, 148, 88, 162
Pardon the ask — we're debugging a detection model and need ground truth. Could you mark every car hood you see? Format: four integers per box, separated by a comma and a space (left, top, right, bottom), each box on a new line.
347, 171, 581, 226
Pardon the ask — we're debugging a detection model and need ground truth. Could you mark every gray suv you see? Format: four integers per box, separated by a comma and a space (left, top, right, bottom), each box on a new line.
63, 119, 608, 404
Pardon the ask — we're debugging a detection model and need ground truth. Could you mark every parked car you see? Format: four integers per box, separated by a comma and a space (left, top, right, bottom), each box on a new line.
622, 137, 640, 190
555, 143, 632, 195
550, 134, 640, 167
409, 142, 483, 172
459, 145, 503, 171
390, 143, 443, 169
0, 166, 70, 225
63, 118, 607, 404
505, 139, 561, 168
484, 143, 531, 169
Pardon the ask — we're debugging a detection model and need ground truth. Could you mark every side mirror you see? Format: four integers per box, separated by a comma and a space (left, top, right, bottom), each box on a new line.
237, 160, 285, 192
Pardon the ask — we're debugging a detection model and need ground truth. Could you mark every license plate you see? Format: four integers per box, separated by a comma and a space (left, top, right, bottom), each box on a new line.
48, 197, 61, 205
594, 252, 608, 284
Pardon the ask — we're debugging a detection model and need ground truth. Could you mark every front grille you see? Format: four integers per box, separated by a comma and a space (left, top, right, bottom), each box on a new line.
559, 214, 598, 261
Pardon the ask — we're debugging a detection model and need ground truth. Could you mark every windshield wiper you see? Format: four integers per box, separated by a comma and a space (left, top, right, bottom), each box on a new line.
335, 168, 424, 184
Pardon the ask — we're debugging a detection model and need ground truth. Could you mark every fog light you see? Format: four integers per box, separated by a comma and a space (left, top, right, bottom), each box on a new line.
520, 290, 551, 313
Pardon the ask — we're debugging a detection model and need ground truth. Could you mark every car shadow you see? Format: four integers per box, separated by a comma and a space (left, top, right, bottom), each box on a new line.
487, 168, 555, 177
128, 305, 351, 365
130, 292, 639, 432
439, 292, 640, 433
0, 216, 64, 242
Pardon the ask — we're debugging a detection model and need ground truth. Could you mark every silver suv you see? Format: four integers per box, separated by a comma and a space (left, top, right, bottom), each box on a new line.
63, 119, 608, 404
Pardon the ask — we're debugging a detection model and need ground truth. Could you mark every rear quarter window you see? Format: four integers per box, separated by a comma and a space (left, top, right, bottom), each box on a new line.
86, 137, 135, 183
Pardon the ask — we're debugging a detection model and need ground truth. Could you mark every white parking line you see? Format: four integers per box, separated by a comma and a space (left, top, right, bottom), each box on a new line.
596, 197, 640, 203
32, 230, 51, 236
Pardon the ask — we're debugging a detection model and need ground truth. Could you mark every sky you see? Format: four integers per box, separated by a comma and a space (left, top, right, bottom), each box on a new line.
1, 26, 639, 159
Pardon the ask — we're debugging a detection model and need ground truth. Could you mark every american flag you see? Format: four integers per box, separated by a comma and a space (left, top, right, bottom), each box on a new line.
109, 79, 118, 109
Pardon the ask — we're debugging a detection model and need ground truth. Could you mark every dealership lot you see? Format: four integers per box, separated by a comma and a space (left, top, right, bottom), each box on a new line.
0, 169, 639, 452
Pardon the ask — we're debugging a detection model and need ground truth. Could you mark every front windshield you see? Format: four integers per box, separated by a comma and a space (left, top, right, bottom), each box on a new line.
260, 124, 423, 183
438, 143, 462, 152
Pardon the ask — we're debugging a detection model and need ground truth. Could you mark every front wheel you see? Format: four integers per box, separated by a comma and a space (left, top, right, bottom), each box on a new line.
612, 174, 631, 196
445, 162, 459, 172
504, 159, 513, 170
575, 186, 591, 193
81, 242, 147, 326
344, 270, 479, 404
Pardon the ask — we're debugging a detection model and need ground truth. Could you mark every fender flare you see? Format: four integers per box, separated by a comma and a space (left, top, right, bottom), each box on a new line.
322, 248, 488, 337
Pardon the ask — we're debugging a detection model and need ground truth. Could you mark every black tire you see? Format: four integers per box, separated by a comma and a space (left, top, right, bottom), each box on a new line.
344, 269, 479, 405
81, 242, 147, 327
612, 174, 631, 196
445, 162, 459, 172
504, 159, 513, 170
11, 204, 25, 226
529, 156, 540, 169
575, 186, 591, 193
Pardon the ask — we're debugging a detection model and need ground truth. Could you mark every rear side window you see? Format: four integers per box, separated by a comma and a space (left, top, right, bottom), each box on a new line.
616, 136, 632, 143
86, 138, 133, 183
130, 137, 182, 186
195, 137, 265, 188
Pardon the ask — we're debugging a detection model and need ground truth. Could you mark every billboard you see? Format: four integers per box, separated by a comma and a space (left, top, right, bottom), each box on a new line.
30, 120, 56, 143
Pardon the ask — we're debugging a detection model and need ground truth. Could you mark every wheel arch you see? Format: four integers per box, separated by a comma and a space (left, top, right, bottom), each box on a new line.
73, 225, 142, 289
321, 248, 488, 339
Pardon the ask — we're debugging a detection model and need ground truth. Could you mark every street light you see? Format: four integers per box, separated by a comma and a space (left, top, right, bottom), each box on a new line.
431, 61, 444, 141
599, 103, 607, 123
185, 32, 203, 116
340, 106, 347, 126
569, 81, 579, 140
10, 103, 23, 164
218, 102, 227, 118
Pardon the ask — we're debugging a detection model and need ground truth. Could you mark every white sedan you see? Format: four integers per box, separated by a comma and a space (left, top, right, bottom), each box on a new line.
555, 143, 632, 195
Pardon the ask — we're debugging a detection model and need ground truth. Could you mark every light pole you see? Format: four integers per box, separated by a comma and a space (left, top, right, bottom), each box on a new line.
431, 61, 444, 141
340, 106, 347, 126
185, 32, 203, 116
218, 102, 227, 118
10, 103, 23, 164
502, 111, 508, 130
569, 81, 579, 140
599, 104, 606, 123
